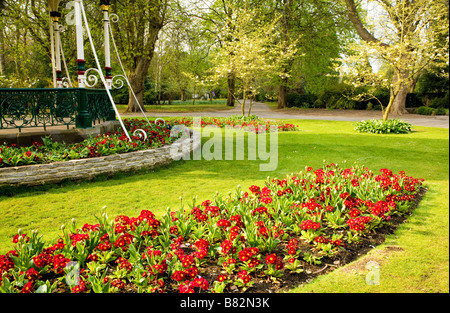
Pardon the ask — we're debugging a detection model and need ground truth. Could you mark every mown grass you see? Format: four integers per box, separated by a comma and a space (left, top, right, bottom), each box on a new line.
116, 99, 232, 113
0, 118, 448, 292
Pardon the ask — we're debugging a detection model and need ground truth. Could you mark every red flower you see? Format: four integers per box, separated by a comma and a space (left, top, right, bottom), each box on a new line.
217, 219, 231, 228
12, 234, 29, 244
20, 281, 34, 293
111, 279, 125, 289
300, 220, 321, 230
349, 208, 361, 218
218, 274, 228, 282
25, 268, 40, 281
71, 280, 87, 293
249, 185, 261, 194
171, 270, 187, 282
238, 248, 253, 262
265, 253, 277, 264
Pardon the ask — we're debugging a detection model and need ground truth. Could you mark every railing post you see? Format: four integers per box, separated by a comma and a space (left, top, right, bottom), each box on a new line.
76, 88, 92, 128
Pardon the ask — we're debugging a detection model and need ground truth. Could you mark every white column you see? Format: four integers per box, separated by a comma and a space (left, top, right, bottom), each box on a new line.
75, 0, 86, 88
54, 18, 63, 88
103, 5, 112, 89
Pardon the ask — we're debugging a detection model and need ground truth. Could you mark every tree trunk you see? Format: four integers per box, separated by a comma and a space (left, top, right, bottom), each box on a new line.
248, 96, 253, 116
127, 57, 150, 113
127, 76, 145, 112
389, 70, 409, 116
227, 72, 235, 107
277, 78, 288, 109
383, 94, 395, 121
241, 88, 246, 116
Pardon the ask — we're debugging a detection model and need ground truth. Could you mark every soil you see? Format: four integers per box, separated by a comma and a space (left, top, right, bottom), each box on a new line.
118, 187, 426, 294
46, 187, 427, 294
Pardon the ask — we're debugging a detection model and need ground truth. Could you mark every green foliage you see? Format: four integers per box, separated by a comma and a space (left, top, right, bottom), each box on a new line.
417, 106, 447, 116
415, 68, 449, 95
354, 119, 413, 134
417, 106, 434, 115
286, 93, 318, 108
429, 91, 449, 109
314, 83, 358, 109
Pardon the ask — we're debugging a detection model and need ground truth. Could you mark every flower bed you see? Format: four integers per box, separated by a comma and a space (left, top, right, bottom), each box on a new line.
0, 163, 424, 293
0, 119, 173, 168
0, 117, 298, 168
166, 115, 298, 133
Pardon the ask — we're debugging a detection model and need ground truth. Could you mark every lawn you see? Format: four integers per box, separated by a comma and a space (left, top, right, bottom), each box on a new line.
0, 118, 448, 292
116, 99, 233, 113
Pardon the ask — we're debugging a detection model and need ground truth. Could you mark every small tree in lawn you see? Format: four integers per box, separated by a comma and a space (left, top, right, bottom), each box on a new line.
340, 0, 449, 121
211, 5, 296, 116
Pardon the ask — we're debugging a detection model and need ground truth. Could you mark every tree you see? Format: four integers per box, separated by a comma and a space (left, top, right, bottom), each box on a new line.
183, 0, 250, 107
211, 4, 295, 116
240, 0, 352, 108
0, 0, 53, 87
110, 0, 170, 112
343, 0, 449, 120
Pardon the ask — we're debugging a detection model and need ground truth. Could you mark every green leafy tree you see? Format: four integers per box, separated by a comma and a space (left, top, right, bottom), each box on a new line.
110, 0, 170, 112
271, 0, 352, 108
211, 4, 296, 116
343, 0, 449, 120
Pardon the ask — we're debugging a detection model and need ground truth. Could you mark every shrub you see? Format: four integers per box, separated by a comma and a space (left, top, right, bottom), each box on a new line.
314, 84, 356, 109
406, 93, 423, 108
429, 92, 449, 109
435, 107, 447, 115
417, 106, 434, 115
416, 106, 448, 116
286, 93, 318, 108
354, 119, 413, 134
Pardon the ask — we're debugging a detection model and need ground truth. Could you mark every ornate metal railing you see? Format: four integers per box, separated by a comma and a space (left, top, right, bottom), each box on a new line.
0, 88, 115, 132
86, 89, 116, 125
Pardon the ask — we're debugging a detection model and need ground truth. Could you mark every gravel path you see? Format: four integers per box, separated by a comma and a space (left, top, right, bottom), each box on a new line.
122, 101, 449, 128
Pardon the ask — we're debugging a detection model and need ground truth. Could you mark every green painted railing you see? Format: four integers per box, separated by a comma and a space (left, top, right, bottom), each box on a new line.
0, 88, 116, 132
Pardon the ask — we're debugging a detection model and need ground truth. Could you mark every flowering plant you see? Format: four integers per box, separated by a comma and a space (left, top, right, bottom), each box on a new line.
0, 163, 424, 293
0, 119, 174, 168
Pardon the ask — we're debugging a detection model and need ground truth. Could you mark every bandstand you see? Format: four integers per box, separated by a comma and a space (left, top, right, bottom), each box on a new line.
0, 0, 130, 142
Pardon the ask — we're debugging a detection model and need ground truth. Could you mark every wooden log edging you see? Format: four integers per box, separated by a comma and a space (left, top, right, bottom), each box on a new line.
0, 129, 199, 187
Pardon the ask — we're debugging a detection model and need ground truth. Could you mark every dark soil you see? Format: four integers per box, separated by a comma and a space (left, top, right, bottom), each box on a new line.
189, 187, 425, 294
240, 187, 427, 293
48, 187, 427, 294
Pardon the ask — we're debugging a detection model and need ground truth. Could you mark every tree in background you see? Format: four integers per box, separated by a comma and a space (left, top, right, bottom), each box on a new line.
110, 0, 170, 112
343, 0, 449, 120
211, 3, 296, 116
0, 0, 54, 87
272, 0, 352, 108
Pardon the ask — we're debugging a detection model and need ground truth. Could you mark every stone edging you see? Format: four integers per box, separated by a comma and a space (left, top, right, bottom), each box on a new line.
0, 129, 199, 187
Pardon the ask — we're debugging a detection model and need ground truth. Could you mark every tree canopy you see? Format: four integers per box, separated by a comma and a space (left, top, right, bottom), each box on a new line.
0, 0, 447, 117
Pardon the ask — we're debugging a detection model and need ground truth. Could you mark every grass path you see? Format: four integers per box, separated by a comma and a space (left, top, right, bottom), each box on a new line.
0, 119, 448, 292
